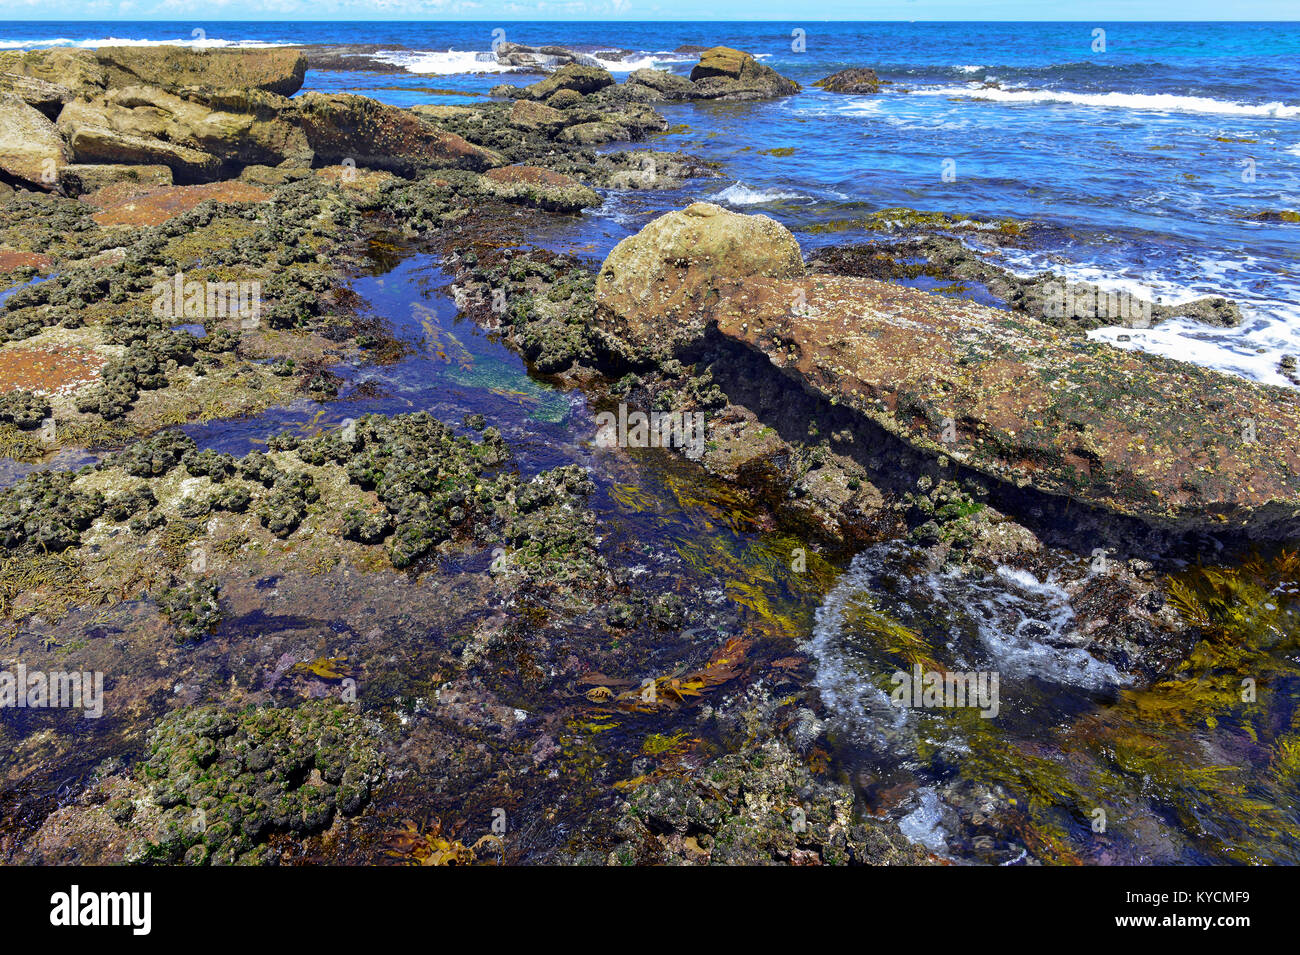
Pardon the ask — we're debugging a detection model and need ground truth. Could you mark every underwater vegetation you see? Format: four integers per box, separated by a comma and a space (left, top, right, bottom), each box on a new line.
861, 550, 1300, 864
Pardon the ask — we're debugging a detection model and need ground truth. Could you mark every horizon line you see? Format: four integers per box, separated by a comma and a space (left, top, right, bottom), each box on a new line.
4, 18, 1300, 24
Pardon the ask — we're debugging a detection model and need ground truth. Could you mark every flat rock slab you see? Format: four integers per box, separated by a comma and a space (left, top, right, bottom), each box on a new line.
595, 205, 1300, 536
94, 46, 307, 97
87, 180, 270, 227
710, 275, 1300, 534
0, 345, 108, 397
0, 250, 53, 272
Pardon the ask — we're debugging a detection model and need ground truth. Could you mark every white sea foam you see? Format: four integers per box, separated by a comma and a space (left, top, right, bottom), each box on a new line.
898, 788, 951, 855
594, 53, 695, 73
0, 37, 286, 50
373, 48, 692, 76
805, 543, 1124, 749
372, 49, 514, 74
713, 182, 809, 205
989, 245, 1300, 387
914, 84, 1300, 119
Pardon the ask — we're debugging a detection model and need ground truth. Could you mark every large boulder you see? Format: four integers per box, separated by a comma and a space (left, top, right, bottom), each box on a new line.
595, 202, 803, 353
297, 93, 500, 175
493, 42, 602, 72
595, 206, 1300, 537
687, 47, 800, 100
557, 120, 630, 146
0, 93, 71, 188
507, 98, 567, 133
57, 121, 220, 181
624, 68, 696, 100
625, 50, 799, 102
57, 85, 309, 182
93, 46, 307, 96
523, 63, 615, 100
813, 68, 881, 94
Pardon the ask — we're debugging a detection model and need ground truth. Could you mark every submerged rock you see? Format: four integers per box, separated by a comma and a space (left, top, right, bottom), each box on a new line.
813, 67, 882, 94
595, 205, 1300, 537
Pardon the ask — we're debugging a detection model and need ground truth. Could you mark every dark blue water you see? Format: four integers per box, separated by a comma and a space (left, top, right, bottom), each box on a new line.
5, 20, 1299, 381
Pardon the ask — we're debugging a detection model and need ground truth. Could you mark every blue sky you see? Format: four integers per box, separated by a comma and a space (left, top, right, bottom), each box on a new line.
4, 1, 1299, 20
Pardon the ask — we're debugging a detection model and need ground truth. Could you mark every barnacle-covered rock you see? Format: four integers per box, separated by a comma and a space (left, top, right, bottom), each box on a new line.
157, 579, 221, 643
137, 700, 384, 865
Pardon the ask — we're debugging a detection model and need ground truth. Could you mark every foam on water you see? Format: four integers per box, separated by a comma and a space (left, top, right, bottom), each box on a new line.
712, 182, 810, 206
898, 788, 951, 856
372, 48, 693, 75
806, 543, 1126, 748
593, 52, 696, 72
913, 84, 1300, 119
372, 49, 515, 74
989, 245, 1300, 388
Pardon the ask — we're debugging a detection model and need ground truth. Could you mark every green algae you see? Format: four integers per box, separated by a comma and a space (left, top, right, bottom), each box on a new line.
137, 700, 385, 865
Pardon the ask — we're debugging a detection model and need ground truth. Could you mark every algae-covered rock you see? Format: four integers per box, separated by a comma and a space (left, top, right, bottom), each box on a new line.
813, 67, 882, 94
94, 46, 307, 97
0, 469, 104, 551
298, 93, 501, 176
56, 162, 173, 196
686, 47, 800, 100
624, 68, 696, 100
595, 201, 803, 356
0, 48, 106, 94
507, 98, 567, 133
480, 164, 599, 213
595, 206, 1300, 537
522, 63, 615, 100
138, 700, 384, 865
557, 120, 630, 145
610, 736, 931, 866
157, 579, 222, 643
0, 388, 51, 430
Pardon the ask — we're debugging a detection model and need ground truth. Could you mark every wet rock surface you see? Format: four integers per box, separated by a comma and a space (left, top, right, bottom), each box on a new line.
623, 47, 800, 102
595, 203, 1300, 540
813, 67, 882, 94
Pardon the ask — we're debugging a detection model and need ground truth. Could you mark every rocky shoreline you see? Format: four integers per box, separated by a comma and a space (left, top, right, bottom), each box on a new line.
1, 44, 1296, 866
